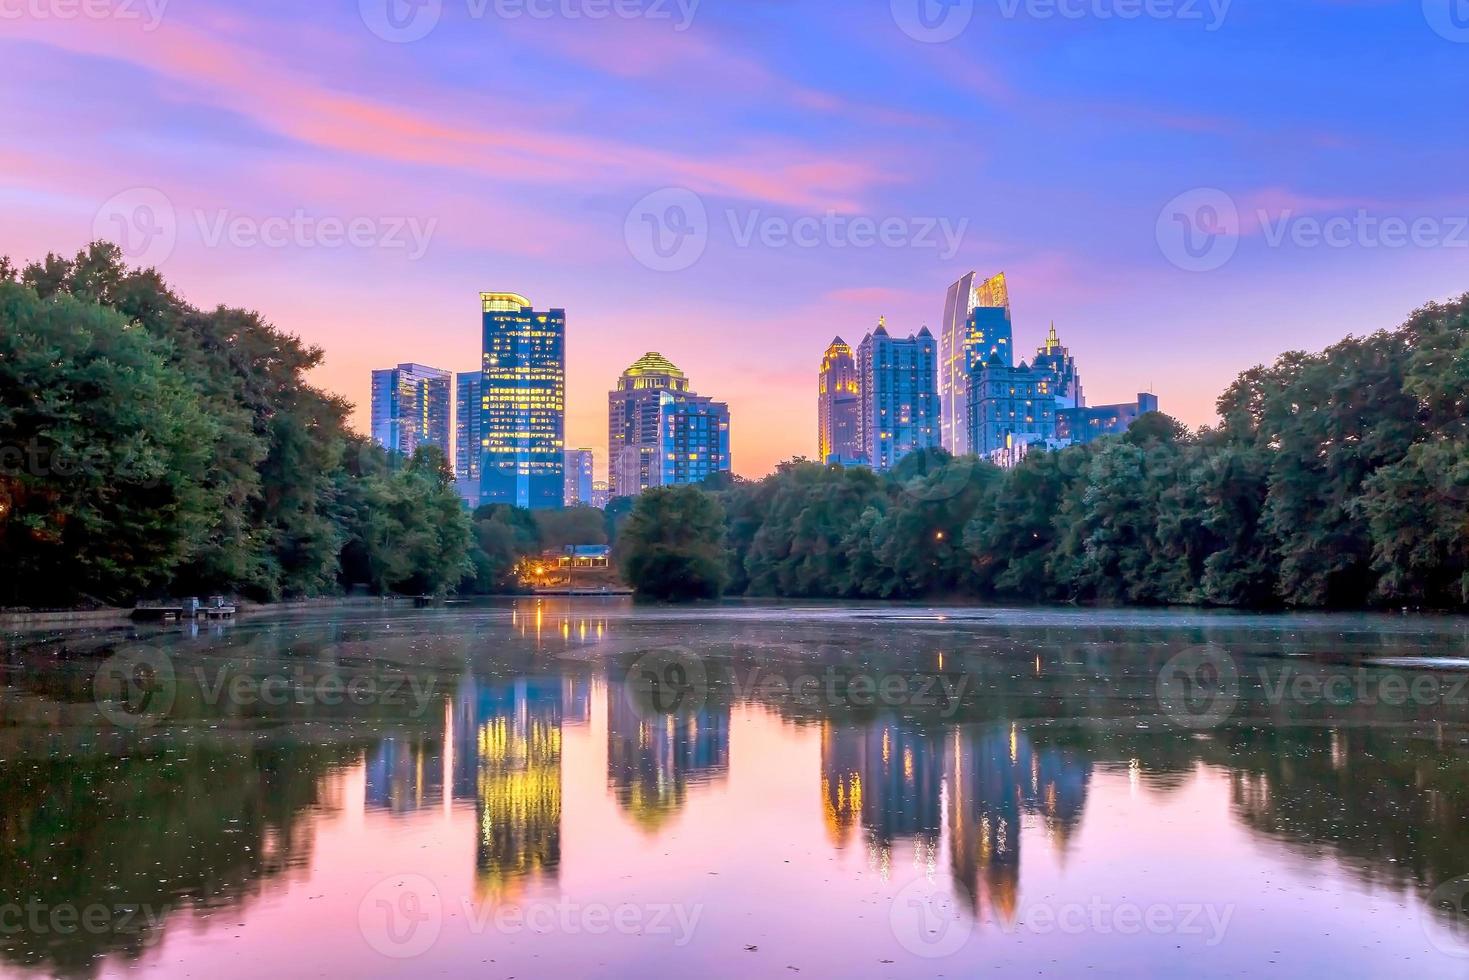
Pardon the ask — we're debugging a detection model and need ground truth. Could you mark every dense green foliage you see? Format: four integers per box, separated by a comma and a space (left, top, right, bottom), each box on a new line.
0, 244, 471, 606
618, 485, 729, 601
712, 294, 1469, 609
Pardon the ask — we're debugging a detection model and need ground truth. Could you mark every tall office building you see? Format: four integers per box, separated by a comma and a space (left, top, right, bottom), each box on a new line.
455, 369, 485, 488
818, 337, 862, 465
1030, 323, 1084, 409
967, 353, 1060, 458
479, 292, 566, 510
370, 363, 451, 460
855, 318, 939, 472
940, 271, 1012, 455
608, 352, 691, 497
563, 449, 594, 507
608, 353, 730, 497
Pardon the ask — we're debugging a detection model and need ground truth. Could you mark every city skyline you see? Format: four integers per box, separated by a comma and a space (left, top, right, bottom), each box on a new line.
8, 6, 1463, 482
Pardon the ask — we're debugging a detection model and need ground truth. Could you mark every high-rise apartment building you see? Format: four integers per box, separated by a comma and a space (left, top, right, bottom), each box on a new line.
608, 353, 730, 497
1030, 323, 1084, 409
939, 272, 1012, 454
370, 363, 451, 460
818, 337, 862, 465
478, 292, 565, 510
563, 448, 595, 507
455, 370, 485, 479
855, 318, 939, 472
967, 353, 1060, 458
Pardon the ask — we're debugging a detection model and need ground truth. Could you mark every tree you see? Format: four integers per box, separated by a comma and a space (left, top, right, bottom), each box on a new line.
618, 486, 728, 601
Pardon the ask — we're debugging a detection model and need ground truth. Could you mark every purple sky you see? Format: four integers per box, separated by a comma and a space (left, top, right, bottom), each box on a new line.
3, 0, 1467, 477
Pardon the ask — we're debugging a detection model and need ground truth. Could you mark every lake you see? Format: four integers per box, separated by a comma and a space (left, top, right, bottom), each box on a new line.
3, 599, 1469, 977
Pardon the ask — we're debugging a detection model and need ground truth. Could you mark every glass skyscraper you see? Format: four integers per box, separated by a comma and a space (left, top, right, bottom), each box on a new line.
478, 292, 565, 510
454, 370, 485, 506
856, 318, 939, 471
940, 271, 1012, 455
370, 363, 451, 460
818, 336, 862, 465
608, 353, 729, 497
563, 448, 594, 507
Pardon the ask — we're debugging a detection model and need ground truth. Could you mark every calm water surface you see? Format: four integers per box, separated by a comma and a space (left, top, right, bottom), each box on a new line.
4, 599, 1469, 978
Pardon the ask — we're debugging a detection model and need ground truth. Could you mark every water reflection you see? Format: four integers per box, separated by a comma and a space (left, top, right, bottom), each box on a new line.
3, 600, 1469, 976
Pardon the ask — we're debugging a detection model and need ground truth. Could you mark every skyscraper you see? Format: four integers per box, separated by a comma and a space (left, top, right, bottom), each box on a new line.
608, 352, 691, 497
563, 449, 594, 507
818, 337, 862, 465
370, 363, 451, 460
967, 353, 1060, 458
940, 271, 1012, 455
608, 353, 730, 497
856, 318, 939, 472
455, 369, 485, 492
1029, 322, 1084, 409
479, 292, 566, 510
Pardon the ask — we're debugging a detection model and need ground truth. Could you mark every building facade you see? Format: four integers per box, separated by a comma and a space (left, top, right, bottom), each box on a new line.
589, 481, 610, 510
478, 292, 566, 510
370, 363, 451, 460
608, 352, 691, 497
1029, 323, 1084, 409
939, 271, 1012, 455
608, 353, 730, 497
563, 448, 595, 507
855, 319, 939, 472
818, 336, 862, 464
966, 354, 1060, 458
1058, 393, 1160, 445
454, 370, 484, 507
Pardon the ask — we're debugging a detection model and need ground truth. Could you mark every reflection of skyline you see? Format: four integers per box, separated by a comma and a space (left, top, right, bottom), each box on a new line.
946, 724, 1089, 924
605, 680, 730, 833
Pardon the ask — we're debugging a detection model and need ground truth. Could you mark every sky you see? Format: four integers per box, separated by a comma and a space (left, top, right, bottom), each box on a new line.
2, 0, 1467, 479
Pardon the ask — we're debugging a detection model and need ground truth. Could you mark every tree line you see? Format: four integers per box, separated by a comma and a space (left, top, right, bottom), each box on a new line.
618, 292, 1469, 609
0, 244, 479, 607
